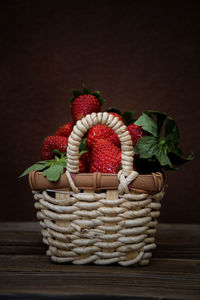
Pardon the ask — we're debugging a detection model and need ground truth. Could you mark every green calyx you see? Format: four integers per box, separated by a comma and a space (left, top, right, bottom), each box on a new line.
107, 107, 122, 115
70, 84, 105, 106
134, 111, 194, 171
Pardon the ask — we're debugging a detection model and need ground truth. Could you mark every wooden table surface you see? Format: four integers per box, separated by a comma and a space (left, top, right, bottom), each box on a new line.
0, 222, 199, 300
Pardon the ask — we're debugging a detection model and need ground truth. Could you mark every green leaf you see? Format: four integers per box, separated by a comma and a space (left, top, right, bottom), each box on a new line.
165, 117, 180, 150
79, 137, 88, 158
145, 110, 167, 134
19, 154, 67, 181
173, 147, 183, 156
56, 157, 67, 167
133, 111, 194, 171
19, 162, 47, 178
187, 151, 195, 160
154, 147, 171, 167
107, 107, 122, 115
135, 113, 158, 137
168, 150, 194, 166
52, 149, 64, 157
134, 136, 158, 158
36, 160, 52, 164
42, 165, 64, 181
79, 137, 87, 152
122, 111, 137, 125
134, 136, 171, 167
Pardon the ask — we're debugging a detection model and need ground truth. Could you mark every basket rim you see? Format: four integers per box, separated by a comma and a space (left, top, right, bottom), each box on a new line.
29, 171, 164, 194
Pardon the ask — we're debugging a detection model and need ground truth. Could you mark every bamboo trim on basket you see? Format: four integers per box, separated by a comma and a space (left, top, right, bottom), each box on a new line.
29, 171, 164, 193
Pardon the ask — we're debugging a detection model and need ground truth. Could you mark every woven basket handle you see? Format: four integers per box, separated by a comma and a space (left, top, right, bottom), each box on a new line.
66, 112, 135, 175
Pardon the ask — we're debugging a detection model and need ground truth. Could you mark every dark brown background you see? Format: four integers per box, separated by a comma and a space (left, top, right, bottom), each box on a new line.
0, 0, 199, 222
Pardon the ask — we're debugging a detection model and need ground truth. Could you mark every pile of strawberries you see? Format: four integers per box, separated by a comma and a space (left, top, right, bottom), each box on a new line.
20, 85, 193, 182
40, 86, 145, 174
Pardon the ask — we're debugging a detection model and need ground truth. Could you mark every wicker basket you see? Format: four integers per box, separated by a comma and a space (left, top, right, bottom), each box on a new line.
30, 112, 165, 266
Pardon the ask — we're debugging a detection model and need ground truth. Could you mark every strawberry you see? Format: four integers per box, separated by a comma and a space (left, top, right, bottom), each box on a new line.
87, 125, 120, 148
108, 133, 121, 148
79, 151, 90, 172
70, 85, 104, 122
127, 124, 146, 146
41, 136, 68, 160
79, 157, 87, 173
80, 151, 90, 165
71, 94, 100, 122
56, 122, 74, 137
109, 112, 124, 123
89, 139, 121, 173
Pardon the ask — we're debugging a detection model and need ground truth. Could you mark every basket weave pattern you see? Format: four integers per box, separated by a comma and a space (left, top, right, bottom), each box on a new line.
32, 112, 164, 266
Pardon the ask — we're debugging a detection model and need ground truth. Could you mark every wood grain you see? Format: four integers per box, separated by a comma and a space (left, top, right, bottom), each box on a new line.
0, 255, 200, 275
1, 271, 200, 300
0, 223, 199, 300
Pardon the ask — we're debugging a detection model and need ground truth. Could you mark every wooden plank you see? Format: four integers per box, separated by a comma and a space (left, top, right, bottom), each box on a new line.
0, 271, 199, 300
0, 255, 200, 275
0, 231, 46, 255
0, 295, 173, 300
0, 231, 42, 245
0, 294, 174, 300
156, 224, 200, 244
154, 244, 200, 259
154, 223, 200, 259
0, 222, 41, 232
0, 223, 199, 299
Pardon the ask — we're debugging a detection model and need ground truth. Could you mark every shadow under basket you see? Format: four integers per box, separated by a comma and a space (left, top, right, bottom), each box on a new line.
29, 112, 165, 266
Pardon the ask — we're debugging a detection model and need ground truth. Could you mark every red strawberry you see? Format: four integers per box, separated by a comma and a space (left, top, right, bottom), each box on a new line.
70, 85, 104, 122
87, 125, 120, 148
56, 122, 74, 137
80, 151, 90, 165
41, 136, 68, 160
79, 157, 87, 173
79, 151, 90, 172
71, 94, 101, 122
108, 133, 121, 148
127, 124, 146, 146
109, 112, 124, 123
89, 139, 121, 173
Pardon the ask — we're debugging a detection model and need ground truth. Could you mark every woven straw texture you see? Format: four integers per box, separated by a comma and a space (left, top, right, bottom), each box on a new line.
32, 112, 165, 266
